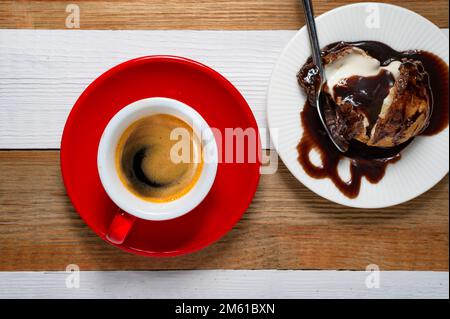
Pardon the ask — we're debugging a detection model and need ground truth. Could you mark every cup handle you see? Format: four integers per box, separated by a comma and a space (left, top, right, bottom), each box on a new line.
106, 210, 136, 245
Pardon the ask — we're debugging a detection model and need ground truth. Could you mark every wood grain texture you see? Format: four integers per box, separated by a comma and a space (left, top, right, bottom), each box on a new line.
0, 151, 448, 271
0, 0, 448, 30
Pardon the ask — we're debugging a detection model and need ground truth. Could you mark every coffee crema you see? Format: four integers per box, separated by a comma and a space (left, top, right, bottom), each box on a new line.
115, 114, 203, 203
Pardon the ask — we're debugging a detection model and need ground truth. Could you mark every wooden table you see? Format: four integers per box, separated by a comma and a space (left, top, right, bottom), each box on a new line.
0, 0, 448, 298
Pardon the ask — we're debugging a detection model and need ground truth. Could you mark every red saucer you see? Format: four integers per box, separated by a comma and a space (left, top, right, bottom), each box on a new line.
60, 56, 261, 257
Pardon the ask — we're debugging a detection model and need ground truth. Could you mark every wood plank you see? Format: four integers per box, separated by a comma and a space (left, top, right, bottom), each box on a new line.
0, 0, 448, 29
0, 151, 448, 271
1, 271, 448, 299
1, 29, 448, 150
0, 29, 297, 149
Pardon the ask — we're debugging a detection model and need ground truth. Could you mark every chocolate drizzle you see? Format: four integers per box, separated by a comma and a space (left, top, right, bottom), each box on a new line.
297, 41, 449, 199
333, 70, 396, 133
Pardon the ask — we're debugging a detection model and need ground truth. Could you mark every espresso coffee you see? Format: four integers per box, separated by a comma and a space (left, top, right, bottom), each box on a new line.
115, 114, 203, 202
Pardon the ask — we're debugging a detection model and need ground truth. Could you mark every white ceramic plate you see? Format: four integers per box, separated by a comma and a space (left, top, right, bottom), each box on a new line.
267, 2, 449, 208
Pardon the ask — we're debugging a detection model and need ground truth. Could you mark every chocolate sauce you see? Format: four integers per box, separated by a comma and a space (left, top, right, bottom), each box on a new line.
333, 70, 396, 132
297, 41, 449, 199
347, 42, 449, 136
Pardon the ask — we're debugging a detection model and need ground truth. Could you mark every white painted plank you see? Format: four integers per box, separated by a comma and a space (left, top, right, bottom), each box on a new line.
0, 270, 448, 299
0, 30, 295, 149
0, 29, 448, 149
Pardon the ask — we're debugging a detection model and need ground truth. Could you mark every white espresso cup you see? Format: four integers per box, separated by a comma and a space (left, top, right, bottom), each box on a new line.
97, 97, 218, 244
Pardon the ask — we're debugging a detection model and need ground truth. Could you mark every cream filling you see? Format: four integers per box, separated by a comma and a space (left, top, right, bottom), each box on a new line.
324, 47, 401, 100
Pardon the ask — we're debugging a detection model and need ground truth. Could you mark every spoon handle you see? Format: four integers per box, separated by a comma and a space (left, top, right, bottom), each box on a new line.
301, 0, 324, 80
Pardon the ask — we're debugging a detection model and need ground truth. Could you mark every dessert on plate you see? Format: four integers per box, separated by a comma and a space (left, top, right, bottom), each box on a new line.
298, 42, 433, 151
296, 41, 448, 198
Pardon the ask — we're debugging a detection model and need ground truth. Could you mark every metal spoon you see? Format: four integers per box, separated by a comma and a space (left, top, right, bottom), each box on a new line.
300, 0, 347, 153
